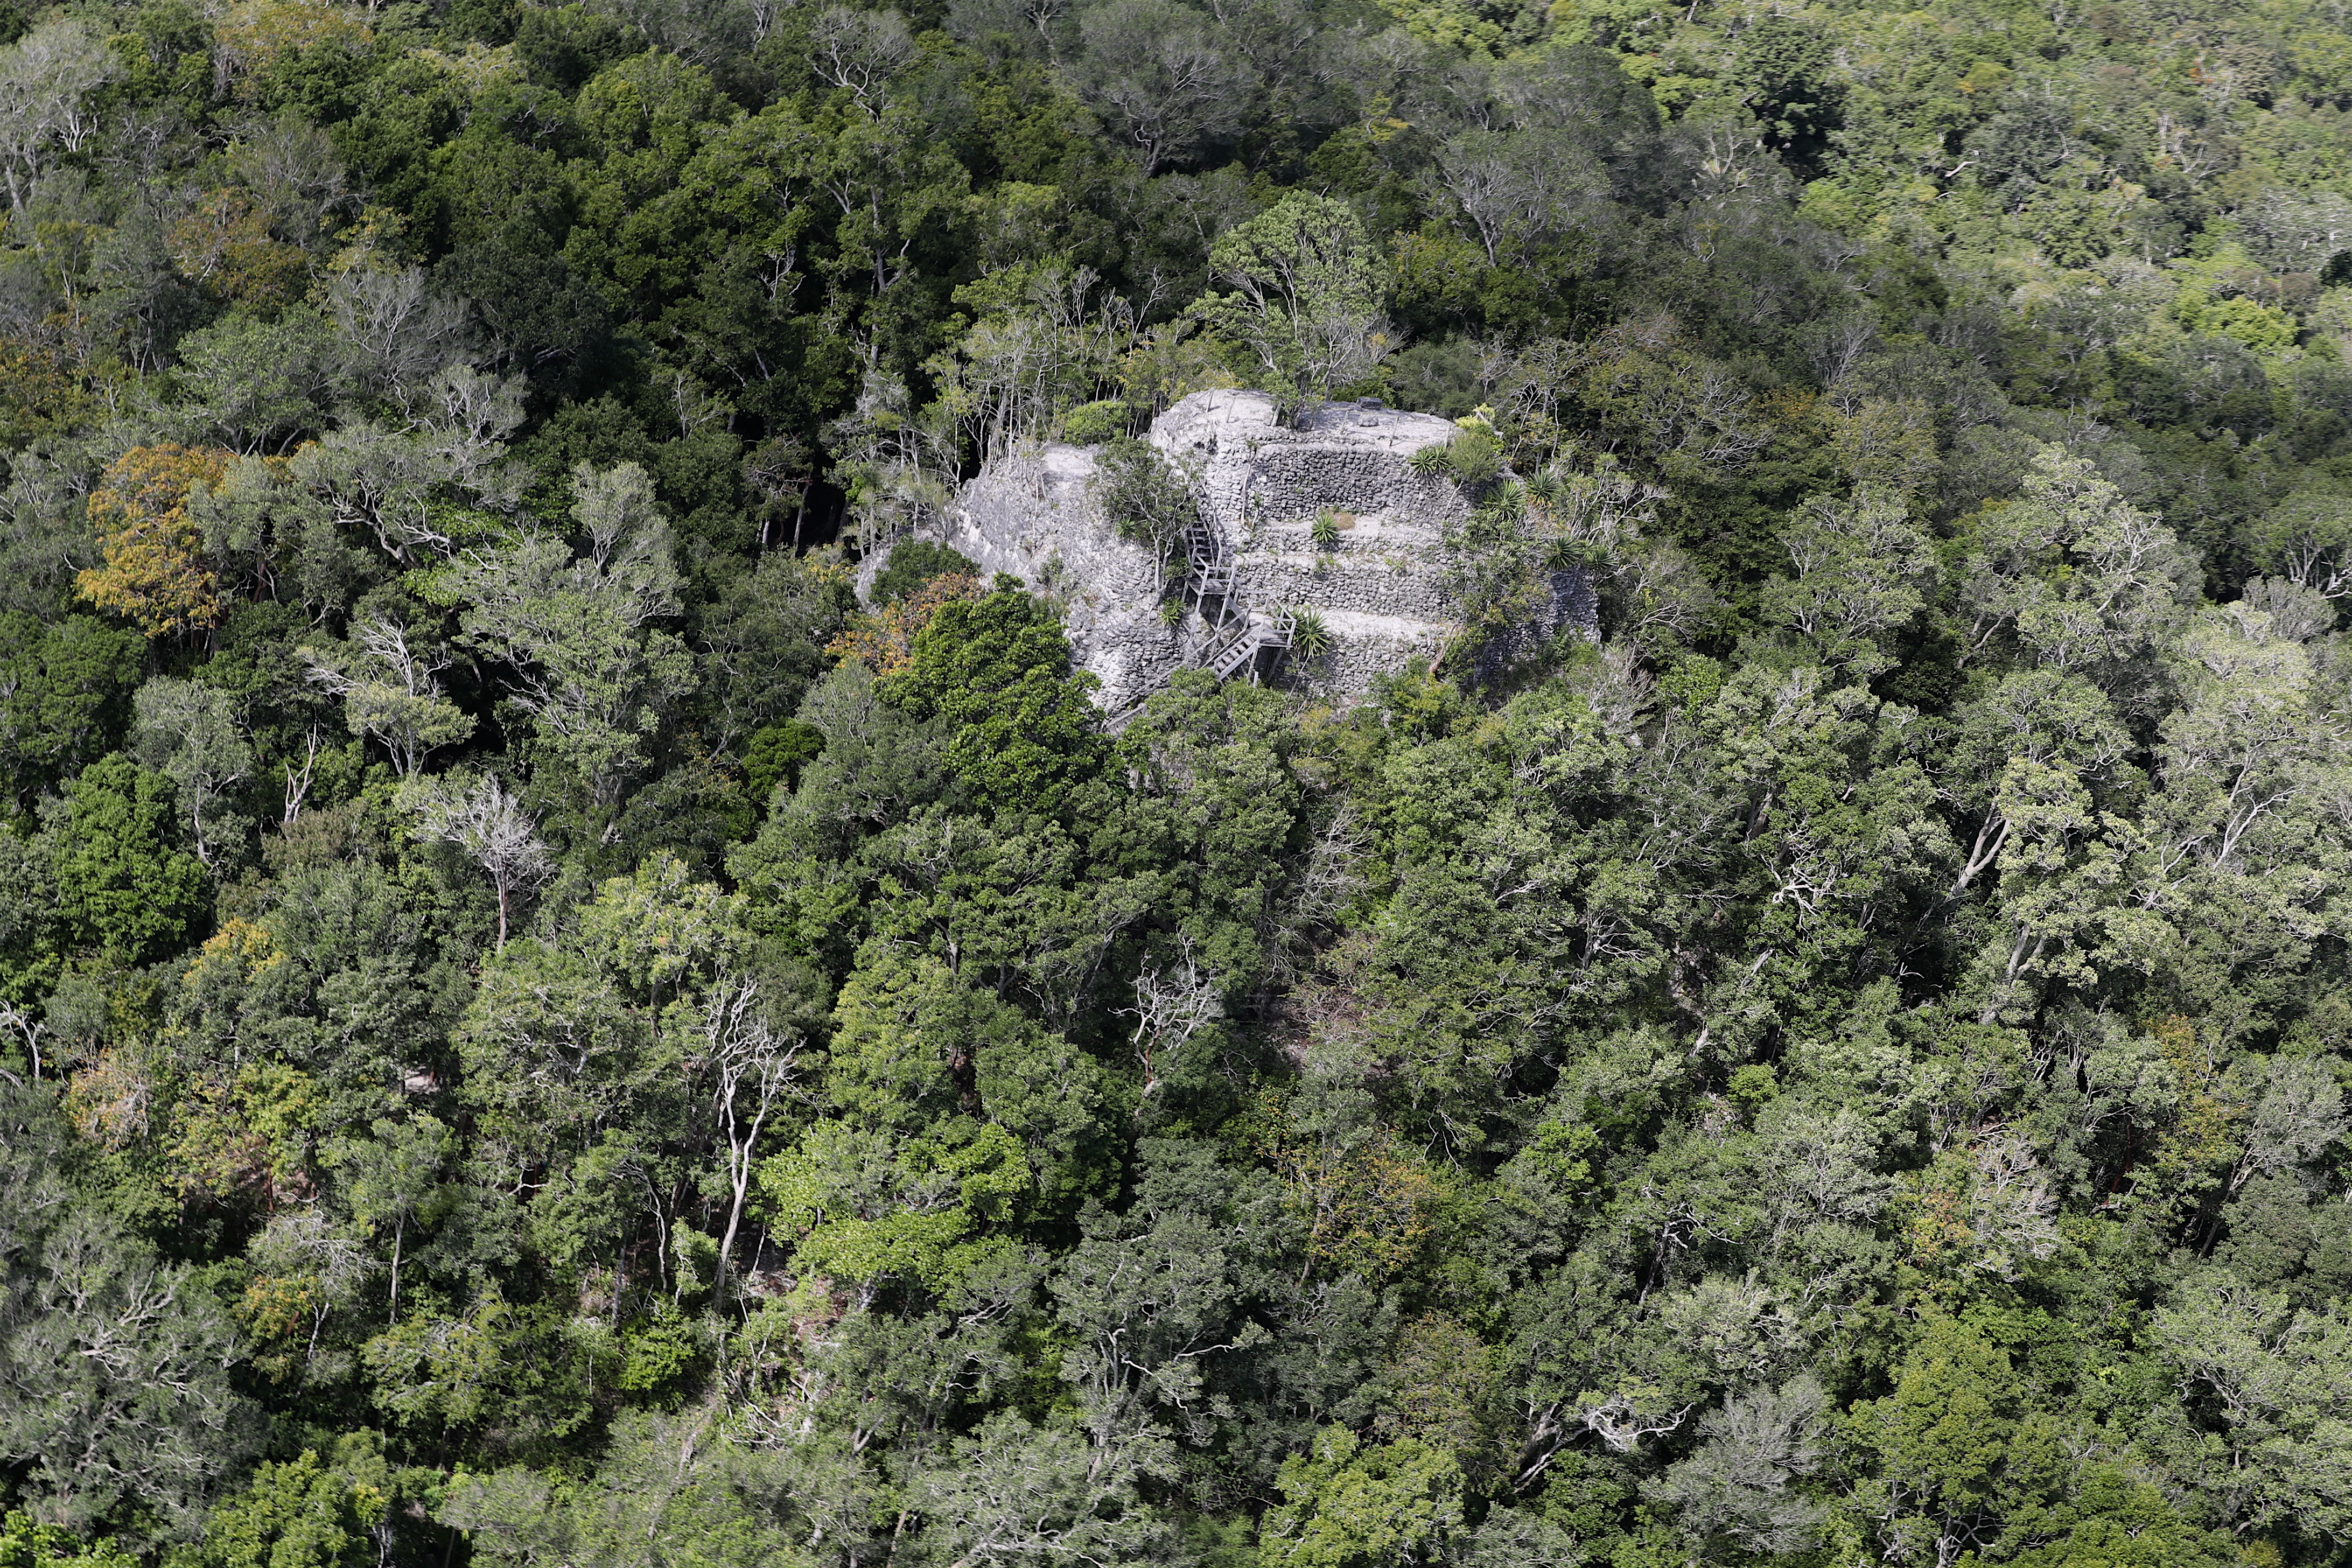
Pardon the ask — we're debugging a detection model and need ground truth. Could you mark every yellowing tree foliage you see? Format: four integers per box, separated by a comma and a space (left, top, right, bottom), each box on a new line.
76, 444, 233, 639
167, 191, 310, 306
824, 570, 981, 677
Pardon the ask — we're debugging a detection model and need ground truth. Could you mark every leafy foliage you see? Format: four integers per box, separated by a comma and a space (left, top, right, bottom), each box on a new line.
7, 0, 2352, 1563
76, 449, 234, 641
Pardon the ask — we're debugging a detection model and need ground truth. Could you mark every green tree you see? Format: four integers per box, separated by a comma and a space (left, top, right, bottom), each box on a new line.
300, 612, 477, 780
757, 944, 1101, 1294
1734, 16, 1844, 170
400, 773, 552, 949
440, 1409, 816, 1568
0, 1086, 253, 1539
1072, 0, 1245, 174
1192, 193, 1394, 418
1849, 1315, 2063, 1567
0, 1511, 133, 1567
693, 547, 849, 755
1430, 129, 1606, 271
45, 754, 207, 965
0, 19, 114, 215
167, 311, 342, 456
2004, 1467, 2237, 1568
182, 1441, 398, 1568
1957, 446, 2199, 706
1760, 488, 1936, 678
880, 585, 1105, 812
905, 1408, 1170, 1566
454, 853, 758, 1307
440, 463, 696, 808
2152, 1269, 2352, 1540
0, 614, 141, 815
1645, 1376, 1829, 1557
130, 678, 253, 866
322, 1116, 453, 1321
2252, 478, 2352, 600
1258, 1427, 1465, 1568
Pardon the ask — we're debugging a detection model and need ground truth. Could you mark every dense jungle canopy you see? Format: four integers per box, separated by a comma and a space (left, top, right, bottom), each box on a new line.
3, 0, 2352, 1561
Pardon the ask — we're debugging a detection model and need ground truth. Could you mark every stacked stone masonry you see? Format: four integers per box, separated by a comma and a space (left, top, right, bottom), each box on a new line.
897, 388, 1595, 712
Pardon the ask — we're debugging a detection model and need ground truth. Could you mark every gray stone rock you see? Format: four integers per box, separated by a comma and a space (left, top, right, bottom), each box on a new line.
867, 389, 1593, 710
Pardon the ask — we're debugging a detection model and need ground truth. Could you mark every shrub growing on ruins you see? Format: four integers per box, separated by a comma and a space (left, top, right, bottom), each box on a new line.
1059, 400, 1132, 444
1094, 438, 1196, 562
1446, 426, 1504, 488
871, 541, 979, 606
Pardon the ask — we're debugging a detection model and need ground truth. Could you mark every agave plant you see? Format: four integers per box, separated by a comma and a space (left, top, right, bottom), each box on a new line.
1287, 607, 1335, 657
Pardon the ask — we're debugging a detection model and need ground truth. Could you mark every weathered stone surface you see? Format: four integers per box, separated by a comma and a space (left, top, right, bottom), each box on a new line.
916, 442, 1187, 709
870, 389, 1592, 709
1461, 568, 1602, 688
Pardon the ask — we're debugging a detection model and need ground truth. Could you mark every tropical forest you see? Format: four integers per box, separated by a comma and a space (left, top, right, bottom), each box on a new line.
2, 0, 2351, 1561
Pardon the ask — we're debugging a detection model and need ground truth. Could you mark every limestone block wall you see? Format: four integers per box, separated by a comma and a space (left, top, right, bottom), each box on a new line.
1147, 389, 1472, 692
1300, 611, 1453, 695
1229, 528, 1456, 622
1152, 389, 1466, 538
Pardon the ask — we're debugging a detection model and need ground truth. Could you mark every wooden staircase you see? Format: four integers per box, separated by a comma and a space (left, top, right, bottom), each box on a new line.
1180, 512, 1292, 683
1107, 510, 1296, 726
1194, 607, 1293, 681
